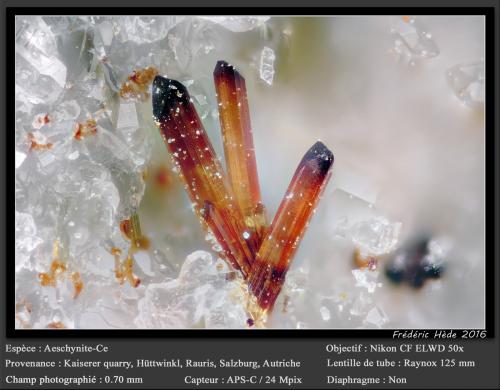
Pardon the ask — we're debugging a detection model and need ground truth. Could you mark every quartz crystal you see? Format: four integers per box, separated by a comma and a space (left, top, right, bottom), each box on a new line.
15, 16, 289, 329
390, 16, 439, 65
15, 212, 43, 272
135, 251, 247, 328
153, 63, 334, 318
349, 217, 401, 257
200, 16, 270, 33
352, 269, 382, 294
327, 190, 402, 268
364, 306, 389, 328
15, 17, 67, 88
445, 61, 485, 109
320, 306, 331, 321
117, 16, 185, 44
259, 47, 276, 85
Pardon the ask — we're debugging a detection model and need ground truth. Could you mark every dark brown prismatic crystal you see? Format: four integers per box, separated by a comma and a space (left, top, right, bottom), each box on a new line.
152, 76, 253, 277
153, 65, 334, 318
214, 61, 267, 248
248, 142, 334, 312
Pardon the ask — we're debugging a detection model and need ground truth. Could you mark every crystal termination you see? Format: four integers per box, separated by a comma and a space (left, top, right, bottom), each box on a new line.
153, 61, 334, 317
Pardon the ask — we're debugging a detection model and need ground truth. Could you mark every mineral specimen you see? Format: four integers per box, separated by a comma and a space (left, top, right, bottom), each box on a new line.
120, 66, 159, 101
152, 75, 254, 277
213, 60, 267, 244
248, 142, 334, 311
38, 241, 67, 287
114, 213, 149, 287
135, 251, 247, 329
153, 62, 334, 318
38, 240, 84, 299
27, 132, 53, 151
73, 119, 97, 140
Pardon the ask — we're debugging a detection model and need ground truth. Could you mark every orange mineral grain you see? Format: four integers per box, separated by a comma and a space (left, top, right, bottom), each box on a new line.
353, 248, 379, 270
70, 272, 84, 299
112, 221, 142, 289
154, 165, 173, 191
113, 251, 141, 288
119, 216, 151, 252
27, 132, 53, 151
74, 119, 97, 140
119, 219, 134, 241
120, 66, 159, 101
32, 113, 51, 129
47, 321, 66, 329
39, 241, 85, 298
39, 259, 67, 287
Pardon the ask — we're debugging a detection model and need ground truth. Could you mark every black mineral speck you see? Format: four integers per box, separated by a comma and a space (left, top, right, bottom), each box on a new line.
152, 76, 190, 123
385, 236, 445, 288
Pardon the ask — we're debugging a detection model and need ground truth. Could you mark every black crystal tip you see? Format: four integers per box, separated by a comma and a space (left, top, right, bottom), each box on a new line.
214, 60, 233, 76
303, 141, 334, 175
152, 76, 190, 122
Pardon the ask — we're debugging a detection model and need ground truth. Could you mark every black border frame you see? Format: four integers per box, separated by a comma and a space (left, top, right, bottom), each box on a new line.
5, 7, 496, 339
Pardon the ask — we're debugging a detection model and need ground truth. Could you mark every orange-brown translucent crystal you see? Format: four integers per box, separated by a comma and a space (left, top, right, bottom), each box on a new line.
153, 77, 254, 276
153, 69, 335, 314
202, 201, 252, 276
249, 141, 334, 311
214, 61, 267, 245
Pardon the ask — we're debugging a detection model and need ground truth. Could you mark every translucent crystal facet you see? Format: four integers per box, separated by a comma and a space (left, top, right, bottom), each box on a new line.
200, 16, 270, 33
349, 217, 402, 257
214, 61, 267, 246
15, 16, 67, 88
249, 142, 334, 311
152, 76, 254, 277
259, 47, 276, 85
445, 61, 485, 109
153, 62, 334, 316
135, 251, 247, 329
390, 16, 439, 65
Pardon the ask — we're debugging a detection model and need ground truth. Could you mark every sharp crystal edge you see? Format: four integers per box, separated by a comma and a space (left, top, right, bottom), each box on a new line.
153, 66, 335, 319
153, 75, 254, 277
248, 141, 334, 312
214, 61, 267, 249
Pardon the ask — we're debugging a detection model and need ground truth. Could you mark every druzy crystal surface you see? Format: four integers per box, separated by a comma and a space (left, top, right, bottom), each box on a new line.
153, 64, 334, 318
